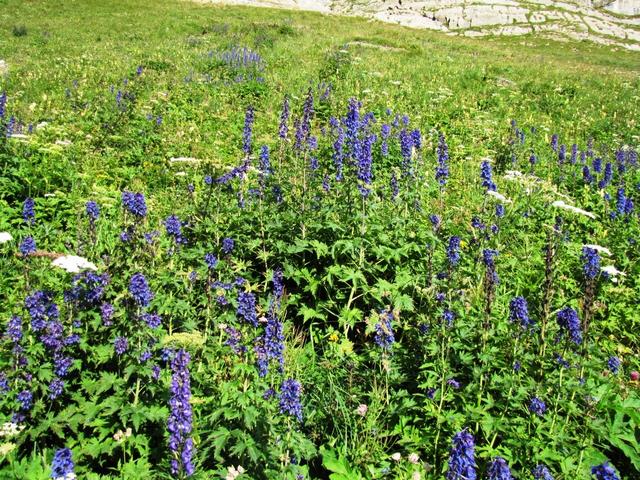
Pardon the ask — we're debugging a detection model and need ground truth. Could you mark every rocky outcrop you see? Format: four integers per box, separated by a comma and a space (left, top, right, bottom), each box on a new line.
198, 0, 640, 51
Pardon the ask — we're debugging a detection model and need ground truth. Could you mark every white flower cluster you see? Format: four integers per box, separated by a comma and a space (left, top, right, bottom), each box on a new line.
51, 255, 97, 273
226, 465, 246, 480
0, 422, 25, 437
551, 200, 596, 219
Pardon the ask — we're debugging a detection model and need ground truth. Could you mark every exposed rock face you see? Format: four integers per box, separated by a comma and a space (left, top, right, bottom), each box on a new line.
199, 0, 640, 51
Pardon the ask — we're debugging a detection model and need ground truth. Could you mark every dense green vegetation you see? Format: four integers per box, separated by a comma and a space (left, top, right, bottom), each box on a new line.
0, 0, 639, 479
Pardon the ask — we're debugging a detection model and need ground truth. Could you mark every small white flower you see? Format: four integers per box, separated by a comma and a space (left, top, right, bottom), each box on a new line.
551, 200, 596, 219
408, 452, 420, 464
0, 422, 24, 437
356, 404, 368, 417
412, 472, 421, 480
51, 255, 97, 273
601, 265, 625, 277
0, 232, 13, 244
169, 157, 200, 164
226, 465, 245, 480
0, 442, 16, 455
55, 139, 72, 146
391, 452, 402, 462
44, 193, 56, 198
485, 190, 512, 203
174, 171, 187, 177
8, 133, 28, 140
583, 244, 612, 256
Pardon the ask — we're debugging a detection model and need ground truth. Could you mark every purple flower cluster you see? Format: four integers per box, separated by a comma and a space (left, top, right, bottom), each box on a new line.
279, 378, 303, 422
487, 457, 513, 480
237, 291, 257, 327
121, 191, 147, 218
65, 272, 109, 308
581, 247, 600, 280
19, 236, 36, 256
279, 96, 290, 139
242, 105, 254, 155
608, 356, 620, 374
374, 309, 394, 350
85, 201, 100, 225
222, 237, 235, 254
23, 197, 35, 224
532, 464, 554, 480
114, 336, 128, 355
168, 349, 194, 477
165, 215, 185, 244
446, 430, 476, 480
447, 236, 461, 267
557, 307, 582, 345
435, 134, 449, 187
529, 397, 546, 416
129, 273, 153, 307
591, 462, 620, 480
224, 326, 245, 354
480, 161, 497, 191
204, 253, 218, 269
50, 447, 75, 479
509, 296, 532, 328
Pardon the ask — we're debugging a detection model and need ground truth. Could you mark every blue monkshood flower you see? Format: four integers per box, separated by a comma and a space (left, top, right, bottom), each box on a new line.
557, 307, 582, 345
608, 356, 621, 374
19, 236, 36, 256
121, 191, 147, 218
400, 129, 413, 177
264, 311, 285, 369
25, 290, 59, 331
570, 144, 578, 164
558, 144, 566, 165
357, 134, 375, 196
272, 268, 284, 306
222, 237, 234, 254
263, 388, 275, 400
436, 292, 446, 303
142, 312, 162, 329
380, 124, 391, 156
50, 448, 75, 480
598, 163, 613, 189
23, 198, 35, 224
491, 224, 499, 235
17, 390, 33, 411
592, 157, 602, 173
591, 462, 620, 480
204, 253, 218, 270
101, 302, 114, 326
443, 310, 455, 327
165, 215, 185, 244
322, 175, 330, 192
532, 464, 554, 480
7, 315, 22, 344
529, 153, 537, 166
529, 397, 546, 416
0, 373, 8, 393
168, 349, 194, 477
279, 97, 289, 139
513, 361, 521, 372
129, 273, 153, 307
471, 217, 486, 230
254, 337, 268, 377
615, 188, 628, 217
495, 204, 505, 218
411, 128, 422, 150
54, 355, 73, 377
374, 309, 394, 350
446, 430, 476, 480
139, 350, 152, 363
259, 144, 271, 177
509, 296, 532, 328
447, 236, 461, 267
49, 377, 64, 399
66, 272, 109, 308
151, 364, 161, 380
583, 165, 594, 184
279, 378, 303, 422
436, 134, 449, 187
224, 327, 245, 355
430, 215, 442, 231
581, 247, 600, 280
447, 378, 460, 389
480, 161, 497, 191
487, 457, 513, 480
143, 231, 159, 244
237, 291, 257, 327
390, 173, 399, 200
242, 105, 254, 156
114, 336, 128, 355
550, 134, 558, 152
85, 201, 100, 225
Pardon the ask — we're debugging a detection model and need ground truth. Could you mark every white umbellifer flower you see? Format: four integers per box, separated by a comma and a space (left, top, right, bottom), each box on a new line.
44, 193, 56, 198
412, 472, 421, 480
8, 133, 28, 140
0, 422, 24, 437
55, 139, 72, 146
601, 265, 625, 277
391, 452, 402, 461
0, 232, 13, 243
584, 244, 612, 256
169, 157, 200, 164
51, 255, 97, 273
226, 465, 245, 480
356, 404, 368, 417
408, 453, 420, 464
0, 442, 16, 455
485, 190, 512, 203
174, 171, 187, 177
551, 200, 596, 219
